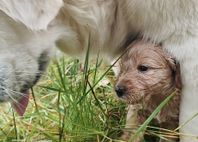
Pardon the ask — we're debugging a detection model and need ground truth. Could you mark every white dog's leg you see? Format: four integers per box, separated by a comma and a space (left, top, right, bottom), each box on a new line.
179, 60, 198, 142
164, 38, 198, 142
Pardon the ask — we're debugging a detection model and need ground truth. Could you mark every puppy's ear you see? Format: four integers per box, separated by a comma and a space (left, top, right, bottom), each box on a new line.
175, 63, 182, 89
166, 57, 176, 71
0, 0, 63, 30
167, 58, 182, 89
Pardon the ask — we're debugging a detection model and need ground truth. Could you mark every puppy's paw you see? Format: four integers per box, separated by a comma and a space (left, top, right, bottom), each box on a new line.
120, 132, 143, 142
120, 131, 130, 141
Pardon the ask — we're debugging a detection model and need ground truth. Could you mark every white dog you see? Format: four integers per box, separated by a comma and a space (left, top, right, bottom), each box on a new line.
0, 0, 198, 141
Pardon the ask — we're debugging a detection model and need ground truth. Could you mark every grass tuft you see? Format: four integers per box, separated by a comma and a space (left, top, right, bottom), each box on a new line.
0, 53, 126, 141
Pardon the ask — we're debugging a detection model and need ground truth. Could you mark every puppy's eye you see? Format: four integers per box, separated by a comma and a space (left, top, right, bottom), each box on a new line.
137, 65, 149, 72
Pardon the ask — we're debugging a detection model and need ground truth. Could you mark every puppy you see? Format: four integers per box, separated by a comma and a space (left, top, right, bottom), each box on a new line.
115, 40, 181, 142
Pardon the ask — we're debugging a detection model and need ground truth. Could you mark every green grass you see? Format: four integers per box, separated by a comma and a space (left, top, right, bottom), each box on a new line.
0, 55, 127, 142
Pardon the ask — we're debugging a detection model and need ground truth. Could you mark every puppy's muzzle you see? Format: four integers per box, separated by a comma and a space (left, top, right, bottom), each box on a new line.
114, 85, 126, 98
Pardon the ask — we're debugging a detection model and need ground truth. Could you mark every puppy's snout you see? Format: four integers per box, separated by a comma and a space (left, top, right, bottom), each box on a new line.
115, 85, 126, 97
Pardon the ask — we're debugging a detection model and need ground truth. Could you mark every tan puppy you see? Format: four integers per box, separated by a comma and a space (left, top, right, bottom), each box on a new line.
115, 40, 181, 142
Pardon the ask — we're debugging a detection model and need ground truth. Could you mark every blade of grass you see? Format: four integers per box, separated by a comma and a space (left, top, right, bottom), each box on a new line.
175, 112, 198, 131
58, 91, 63, 142
60, 106, 67, 142
82, 33, 91, 96
38, 85, 64, 93
93, 51, 103, 85
12, 108, 18, 140
0, 127, 7, 136
31, 88, 39, 113
87, 79, 107, 117
55, 59, 67, 92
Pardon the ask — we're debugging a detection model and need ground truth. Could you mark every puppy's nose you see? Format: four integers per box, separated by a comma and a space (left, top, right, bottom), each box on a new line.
115, 85, 126, 97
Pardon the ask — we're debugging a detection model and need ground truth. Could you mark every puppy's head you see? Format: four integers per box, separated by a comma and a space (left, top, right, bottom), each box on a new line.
115, 41, 181, 104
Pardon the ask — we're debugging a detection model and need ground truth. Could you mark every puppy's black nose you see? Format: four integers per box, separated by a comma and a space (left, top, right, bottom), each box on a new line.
115, 85, 126, 97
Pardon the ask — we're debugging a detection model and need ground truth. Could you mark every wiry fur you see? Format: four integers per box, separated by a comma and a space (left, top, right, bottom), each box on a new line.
0, 1, 198, 141
115, 41, 181, 142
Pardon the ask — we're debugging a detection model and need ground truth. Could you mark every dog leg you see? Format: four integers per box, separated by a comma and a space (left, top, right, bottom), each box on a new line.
164, 38, 198, 142
179, 69, 198, 142
121, 105, 144, 142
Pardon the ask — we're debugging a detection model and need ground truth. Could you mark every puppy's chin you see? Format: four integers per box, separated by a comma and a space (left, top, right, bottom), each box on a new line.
119, 93, 143, 105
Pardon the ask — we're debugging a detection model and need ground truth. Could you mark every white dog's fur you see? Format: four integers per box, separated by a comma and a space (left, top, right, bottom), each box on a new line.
0, 0, 198, 141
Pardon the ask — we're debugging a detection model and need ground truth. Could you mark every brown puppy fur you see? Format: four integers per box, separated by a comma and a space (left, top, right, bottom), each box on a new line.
115, 40, 181, 142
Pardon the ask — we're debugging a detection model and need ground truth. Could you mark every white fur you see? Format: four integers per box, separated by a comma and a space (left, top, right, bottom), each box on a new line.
0, 1, 198, 141
0, 0, 63, 30
0, 10, 68, 102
